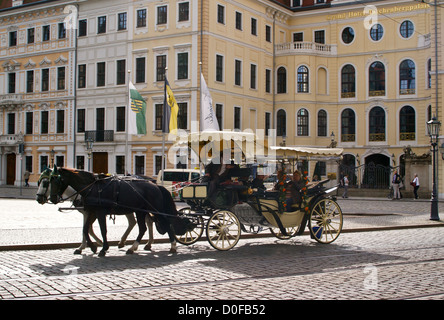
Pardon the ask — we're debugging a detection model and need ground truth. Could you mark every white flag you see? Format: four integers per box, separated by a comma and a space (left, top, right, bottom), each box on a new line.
200, 73, 220, 131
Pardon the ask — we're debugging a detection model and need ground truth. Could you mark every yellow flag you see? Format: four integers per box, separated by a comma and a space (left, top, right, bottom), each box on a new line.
163, 78, 179, 134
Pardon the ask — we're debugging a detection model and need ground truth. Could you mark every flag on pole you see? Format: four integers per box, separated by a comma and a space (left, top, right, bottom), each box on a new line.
128, 82, 147, 135
200, 73, 220, 131
163, 77, 179, 134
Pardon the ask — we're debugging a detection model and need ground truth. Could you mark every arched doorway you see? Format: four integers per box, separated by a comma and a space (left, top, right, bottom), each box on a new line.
362, 154, 391, 188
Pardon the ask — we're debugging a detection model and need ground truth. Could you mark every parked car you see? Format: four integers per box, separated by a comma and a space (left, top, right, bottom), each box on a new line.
156, 169, 202, 200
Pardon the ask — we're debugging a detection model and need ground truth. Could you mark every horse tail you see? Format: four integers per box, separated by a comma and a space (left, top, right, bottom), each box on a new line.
157, 185, 178, 216
157, 185, 192, 236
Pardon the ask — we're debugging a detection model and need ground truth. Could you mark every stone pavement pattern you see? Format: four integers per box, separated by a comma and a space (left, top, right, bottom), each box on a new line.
0, 227, 444, 301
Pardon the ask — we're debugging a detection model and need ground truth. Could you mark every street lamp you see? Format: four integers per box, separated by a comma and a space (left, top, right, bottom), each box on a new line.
86, 137, 94, 172
427, 117, 441, 221
50, 149, 55, 167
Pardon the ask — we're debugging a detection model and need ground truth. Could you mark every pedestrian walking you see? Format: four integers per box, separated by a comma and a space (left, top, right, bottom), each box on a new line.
342, 174, 349, 198
411, 173, 420, 199
24, 170, 30, 187
392, 169, 401, 200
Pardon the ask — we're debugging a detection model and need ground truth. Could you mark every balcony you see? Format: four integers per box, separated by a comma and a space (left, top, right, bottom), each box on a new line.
0, 94, 23, 108
0, 134, 19, 145
84, 130, 114, 143
275, 41, 337, 56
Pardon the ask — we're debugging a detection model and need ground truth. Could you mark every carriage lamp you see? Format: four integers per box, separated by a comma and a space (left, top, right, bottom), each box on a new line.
427, 117, 441, 221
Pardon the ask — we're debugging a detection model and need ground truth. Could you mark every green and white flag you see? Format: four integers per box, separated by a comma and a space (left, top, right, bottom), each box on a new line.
128, 82, 147, 135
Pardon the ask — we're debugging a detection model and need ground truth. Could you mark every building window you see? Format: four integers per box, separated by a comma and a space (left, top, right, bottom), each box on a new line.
136, 57, 146, 83
7, 113, 15, 134
26, 70, 34, 93
277, 109, 286, 137
341, 108, 356, 142
8, 73, 16, 94
297, 108, 309, 136
265, 112, 271, 136
26, 112, 33, 134
42, 25, 50, 41
25, 156, 33, 173
428, 59, 432, 89
234, 107, 241, 130
399, 59, 416, 95
98, 16, 107, 34
235, 59, 242, 86
116, 59, 126, 85
116, 106, 126, 132
177, 52, 188, 80
369, 61, 385, 96
116, 156, 125, 174
292, 0, 302, 7
135, 156, 145, 175
97, 62, 106, 87
400, 106, 416, 141
56, 110, 65, 133
341, 64, 355, 98
78, 64, 86, 88
317, 110, 327, 137
251, 18, 257, 36
217, 4, 225, 24
41, 111, 49, 134
137, 9, 147, 28
41, 69, 49, 92
370, 23, 384, 41
154, 155, 163, 176
78, 19, 87, 37
155, 103, 163, 130
266, 25, 271, 42
314, 30, 325, 44
178, 2, 189, 22
40, 156, 49, 173
177, 103, 188, 129
400, 20, 414, 39
118, 12, 127, 31
27, 28, 35, 44
293, 32, 303, 42
250, 64, 257, 89
277, 67, 287, 94
297, 66, 309, 93
96, 108, 105, 132
157, 5, 167, 25
341, 27, 354, 44
57, 67, 65, 90
265, 69, 271, 93
76, 156, 85, 170
77, 109, 85, 133
369, 106, 386, 142
156, 55, 166, 81
235, 11, 242, 30
58, 23, 66, 39
216, 55, 224, 82
216, 103, 223, 129
9, 31, 17, 47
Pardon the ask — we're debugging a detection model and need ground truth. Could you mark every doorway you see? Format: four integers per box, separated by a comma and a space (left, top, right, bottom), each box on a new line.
6, 153, 16, 185
93, 152, 108, 174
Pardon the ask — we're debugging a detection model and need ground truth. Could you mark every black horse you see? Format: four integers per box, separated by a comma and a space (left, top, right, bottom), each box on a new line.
49, 166, 194, 257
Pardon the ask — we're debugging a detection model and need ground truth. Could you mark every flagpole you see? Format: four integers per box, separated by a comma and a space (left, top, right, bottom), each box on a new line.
125, 70, 131, 175
161, 67, 168, 186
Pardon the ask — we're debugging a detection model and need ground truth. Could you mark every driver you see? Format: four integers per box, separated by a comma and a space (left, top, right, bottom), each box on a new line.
285, 170, 305, 211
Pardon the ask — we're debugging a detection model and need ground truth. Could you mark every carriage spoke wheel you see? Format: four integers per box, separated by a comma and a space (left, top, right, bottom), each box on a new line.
206, 210, 241, 251
309, 198, 343, 244
175, 208, 204, 245
270, 227, 298, 240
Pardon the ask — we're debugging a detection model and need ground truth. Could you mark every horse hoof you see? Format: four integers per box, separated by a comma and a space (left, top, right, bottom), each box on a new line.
98, 251, 106, 257
91, 246, 97, 254
144, 244, 152, 251
118, 242, 125, 249
169, 249, 177, 254
74, 249, 82, 255
126, 249, 134, 255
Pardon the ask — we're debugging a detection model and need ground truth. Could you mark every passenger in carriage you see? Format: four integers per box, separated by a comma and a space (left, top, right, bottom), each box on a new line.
284, 170, 306, 212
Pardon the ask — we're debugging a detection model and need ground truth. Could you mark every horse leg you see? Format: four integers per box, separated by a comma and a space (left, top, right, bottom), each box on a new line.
83, 212, 97, 254
126, 213, 147, 255
143, 214, 154, 251
74, 213, 89, 254
167, 228, 177, 254
97, 214, 109, 257
118, 213, 136, 248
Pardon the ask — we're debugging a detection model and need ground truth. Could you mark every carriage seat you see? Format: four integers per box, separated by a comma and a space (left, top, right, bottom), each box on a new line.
181, 183, 208, 199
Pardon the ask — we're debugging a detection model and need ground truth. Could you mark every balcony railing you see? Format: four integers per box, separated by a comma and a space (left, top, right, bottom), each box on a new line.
275, 41, 337, 56
84, 130, 114, 142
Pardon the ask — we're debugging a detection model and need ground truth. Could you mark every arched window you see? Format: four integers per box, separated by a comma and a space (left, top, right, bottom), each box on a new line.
399, 59, 415, 95
297, 66, 309, 93
400, 106, 416, 141
317, 110, 327, 137
341, 108, 355, 142
277, 109, 286, 137
341, 64, 356, 98
277, 67, 287, 94
297, 108, 309, 136
369, 106, 386, 142
369, 62, 385, 96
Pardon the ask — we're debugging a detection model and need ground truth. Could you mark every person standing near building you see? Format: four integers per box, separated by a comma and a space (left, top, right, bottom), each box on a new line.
342, 174, 349, 198
23, 170, 30, 187
411, 173, 419, 200
392, 169, 401, 200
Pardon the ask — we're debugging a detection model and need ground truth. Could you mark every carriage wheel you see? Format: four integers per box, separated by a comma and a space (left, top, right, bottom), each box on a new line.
206, 210, 241, 251
309, 198, 343, 244
270, 227, 298, 240
175, 208, 204, 245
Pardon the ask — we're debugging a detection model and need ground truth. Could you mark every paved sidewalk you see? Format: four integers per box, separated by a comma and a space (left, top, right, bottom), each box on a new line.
0, 186, 443, 250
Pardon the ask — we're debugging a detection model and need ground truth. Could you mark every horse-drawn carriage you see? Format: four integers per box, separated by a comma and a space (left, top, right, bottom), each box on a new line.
173, 131, 344, 251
